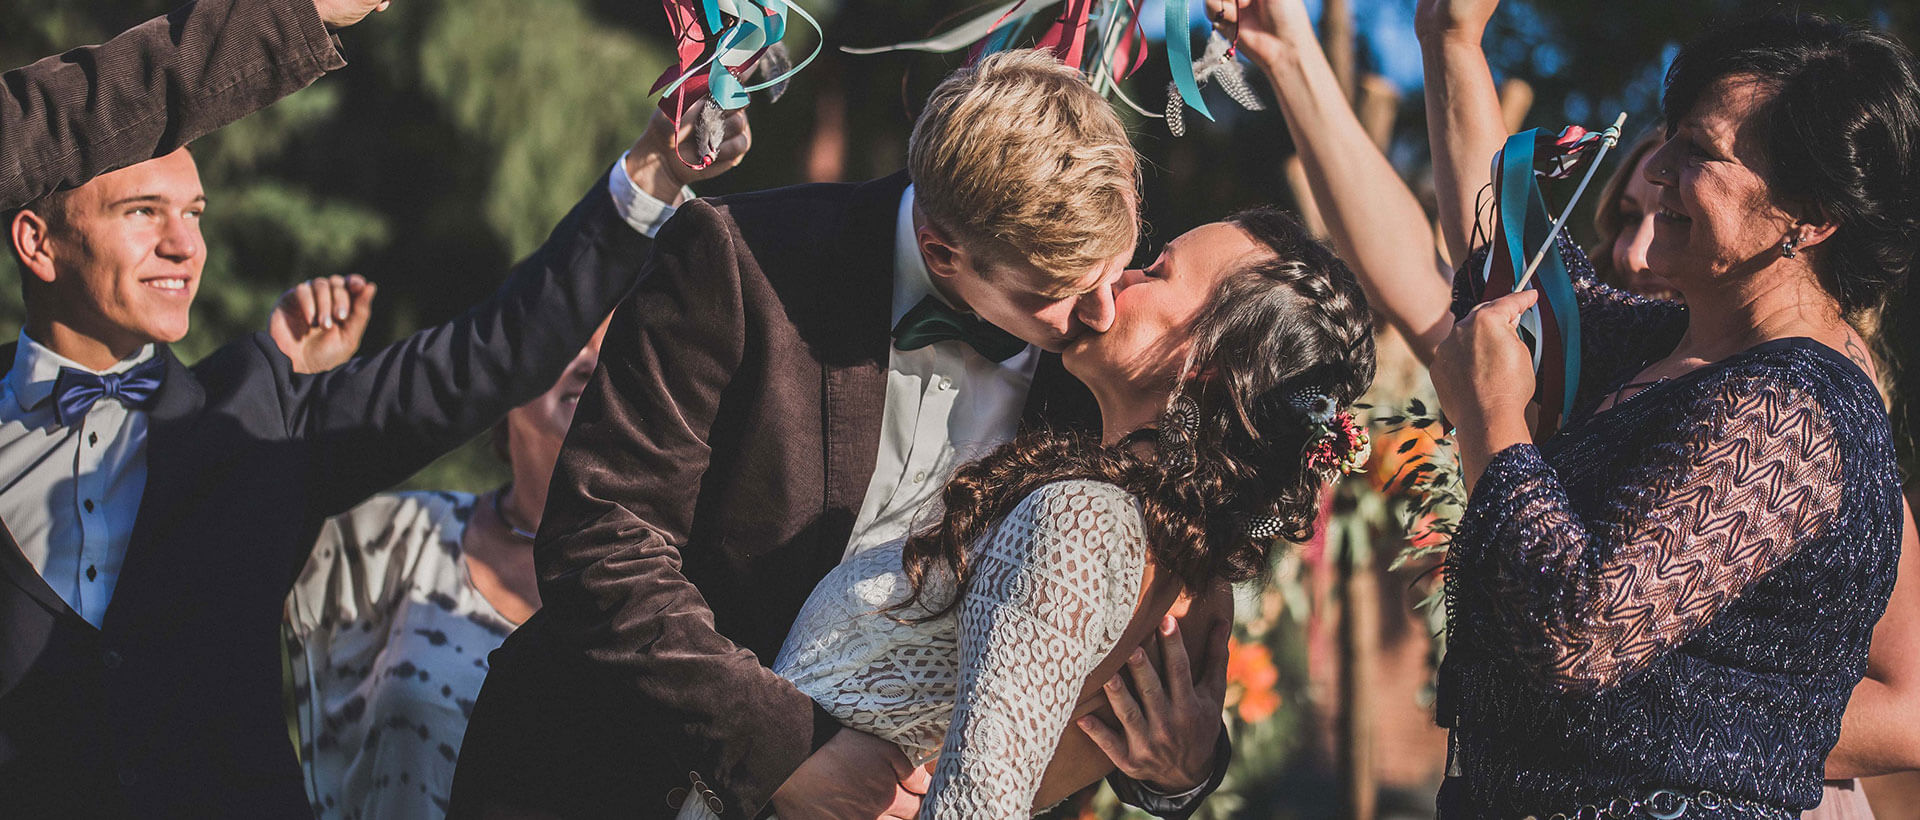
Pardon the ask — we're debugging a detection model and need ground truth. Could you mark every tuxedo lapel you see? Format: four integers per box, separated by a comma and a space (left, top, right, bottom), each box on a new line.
819, 173, 910, 517
104, 346, 204, 630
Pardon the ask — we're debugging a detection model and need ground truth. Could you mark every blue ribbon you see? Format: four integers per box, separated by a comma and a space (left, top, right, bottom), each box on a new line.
1496, 130, 1581, 421
1164, 0, 1213, 122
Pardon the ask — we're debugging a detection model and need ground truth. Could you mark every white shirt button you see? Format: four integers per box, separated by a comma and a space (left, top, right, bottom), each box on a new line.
913, 471, 928, 484
936, 377, 953, 391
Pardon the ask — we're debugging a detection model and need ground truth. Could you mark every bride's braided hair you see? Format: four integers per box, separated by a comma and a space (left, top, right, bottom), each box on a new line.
895, 208, 1375, 618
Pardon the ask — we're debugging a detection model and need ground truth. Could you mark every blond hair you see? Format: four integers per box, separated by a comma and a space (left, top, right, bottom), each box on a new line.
908, 49, 1139, 286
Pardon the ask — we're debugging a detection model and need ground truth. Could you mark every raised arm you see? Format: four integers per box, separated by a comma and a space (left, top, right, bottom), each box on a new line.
923, 481, 1146, 818
2, 0, 352, 211
1451, 371, 1843, 695
1217, 0, 1453, 362
1415, 0, 1509, 263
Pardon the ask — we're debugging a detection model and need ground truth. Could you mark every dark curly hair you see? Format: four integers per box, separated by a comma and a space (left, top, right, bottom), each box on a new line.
893, 208, 1376, 618
1663, 11, 1920, 317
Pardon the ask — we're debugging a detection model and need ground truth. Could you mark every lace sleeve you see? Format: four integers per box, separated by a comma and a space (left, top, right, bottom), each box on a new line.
1451, 236, 1688, 410
921, 481, 1147, 819
1453, 373, 1843, 695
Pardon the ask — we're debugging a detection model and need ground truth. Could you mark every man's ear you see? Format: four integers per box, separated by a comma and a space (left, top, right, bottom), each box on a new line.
11, 209, 60, 285
916, 221, 969, 282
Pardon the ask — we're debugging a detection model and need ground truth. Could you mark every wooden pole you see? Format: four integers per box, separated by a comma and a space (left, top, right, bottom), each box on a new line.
1321, 0, 1356, 102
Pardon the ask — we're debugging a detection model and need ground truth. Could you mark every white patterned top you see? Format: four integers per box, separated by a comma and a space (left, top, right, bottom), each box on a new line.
774, 480, 1147, 818
285, 491, 518, 819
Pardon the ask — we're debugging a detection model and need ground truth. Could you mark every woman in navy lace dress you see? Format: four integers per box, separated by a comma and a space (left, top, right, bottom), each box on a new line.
1413, 6, 1920, 819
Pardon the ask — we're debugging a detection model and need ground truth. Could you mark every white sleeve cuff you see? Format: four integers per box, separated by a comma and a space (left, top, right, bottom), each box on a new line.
607, 150, 695, 238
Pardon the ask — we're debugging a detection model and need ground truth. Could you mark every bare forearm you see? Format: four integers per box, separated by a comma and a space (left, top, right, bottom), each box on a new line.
1419, 30, 1507, 263
1253, 44, 1452, 362
1828, 678, 1920, 778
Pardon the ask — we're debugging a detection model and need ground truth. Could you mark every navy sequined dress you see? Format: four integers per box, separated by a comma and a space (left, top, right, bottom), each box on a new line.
1435, 241, 1903, 819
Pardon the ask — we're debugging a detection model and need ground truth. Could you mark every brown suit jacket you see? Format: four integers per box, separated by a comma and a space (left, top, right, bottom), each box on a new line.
2, 0, 342, 210
452, 173, 1103, 819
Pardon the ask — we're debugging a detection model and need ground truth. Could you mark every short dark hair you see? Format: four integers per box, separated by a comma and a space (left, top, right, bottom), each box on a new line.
1663, 12, 1920, 316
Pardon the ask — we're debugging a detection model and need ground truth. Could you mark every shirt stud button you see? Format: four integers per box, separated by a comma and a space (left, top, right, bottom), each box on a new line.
937, 378, 953, 391
86, 564, 97, 582
84, 499, 95, 513
88, 432, 98, 446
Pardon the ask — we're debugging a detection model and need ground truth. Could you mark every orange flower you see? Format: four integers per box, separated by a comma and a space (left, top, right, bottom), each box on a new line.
1225, 637, 1281, 723
1238, 684, 1282, 723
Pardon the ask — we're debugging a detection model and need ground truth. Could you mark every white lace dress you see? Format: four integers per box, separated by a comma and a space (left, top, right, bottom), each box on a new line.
772, 479, 1148, 819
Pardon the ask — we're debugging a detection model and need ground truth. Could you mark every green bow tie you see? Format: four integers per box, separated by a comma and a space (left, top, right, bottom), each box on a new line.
891, 296, 1028, 363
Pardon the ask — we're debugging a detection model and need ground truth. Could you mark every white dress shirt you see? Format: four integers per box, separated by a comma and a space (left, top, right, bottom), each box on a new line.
2, 159, 676, 630
0, 334, 155, 627
842, 186, 1039, 558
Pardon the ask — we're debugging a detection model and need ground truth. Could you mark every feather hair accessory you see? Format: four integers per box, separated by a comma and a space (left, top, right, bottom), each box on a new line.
1166, 31, 1266, 137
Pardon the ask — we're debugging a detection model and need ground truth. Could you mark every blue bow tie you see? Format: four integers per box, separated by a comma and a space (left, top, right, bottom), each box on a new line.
51, 358, 165, 427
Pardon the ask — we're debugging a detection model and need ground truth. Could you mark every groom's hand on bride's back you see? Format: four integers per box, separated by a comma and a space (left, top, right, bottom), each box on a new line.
1079, 590, 1234, 794
771, 727, 923, 819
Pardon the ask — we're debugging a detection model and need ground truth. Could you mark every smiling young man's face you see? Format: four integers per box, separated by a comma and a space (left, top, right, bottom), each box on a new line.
28, 148, 207, 356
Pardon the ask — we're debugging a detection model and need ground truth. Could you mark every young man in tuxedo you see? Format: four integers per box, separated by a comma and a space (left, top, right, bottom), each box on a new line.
0, 109, 746, 818
454, 50, 1230, 820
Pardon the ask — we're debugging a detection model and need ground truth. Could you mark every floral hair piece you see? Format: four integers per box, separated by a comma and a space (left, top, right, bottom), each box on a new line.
1290, 389, 1370, 477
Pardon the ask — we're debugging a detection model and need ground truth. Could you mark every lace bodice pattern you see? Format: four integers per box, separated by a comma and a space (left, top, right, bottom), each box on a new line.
773, 480, 1146, 819
1436, 240, 1903, 817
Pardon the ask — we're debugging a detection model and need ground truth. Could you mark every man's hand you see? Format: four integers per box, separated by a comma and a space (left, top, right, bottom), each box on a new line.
270, 274, 376, 374
771, 728, 925, 819
1078, 614, 1231, 793
624, 107, 753, 204
315, 0, 392, 29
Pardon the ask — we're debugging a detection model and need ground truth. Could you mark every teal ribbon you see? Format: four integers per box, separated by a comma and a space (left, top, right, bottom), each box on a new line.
892, 296, 1028, 363
1165, 0, 1213, 122
1496, 130, 1581, 420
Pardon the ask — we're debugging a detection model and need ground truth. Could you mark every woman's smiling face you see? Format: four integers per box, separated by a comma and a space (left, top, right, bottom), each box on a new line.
1643, 75, 1803, 290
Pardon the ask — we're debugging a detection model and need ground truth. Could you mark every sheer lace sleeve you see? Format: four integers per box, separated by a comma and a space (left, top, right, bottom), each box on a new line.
1452, 372, 1843, 694
921, 481, 1147, 819
1451, 236, 1688, 411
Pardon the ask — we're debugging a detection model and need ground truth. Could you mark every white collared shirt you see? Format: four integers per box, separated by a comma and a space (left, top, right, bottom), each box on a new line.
0, 333, 156, 627
842, 186, 1039, 558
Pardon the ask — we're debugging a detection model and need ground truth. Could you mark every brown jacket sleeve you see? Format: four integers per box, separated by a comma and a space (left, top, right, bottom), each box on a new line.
1, 0, 343, 210
534, 199, 834, 819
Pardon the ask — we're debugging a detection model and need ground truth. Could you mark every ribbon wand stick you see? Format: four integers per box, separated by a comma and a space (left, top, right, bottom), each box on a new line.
1513, 112, 1629, 293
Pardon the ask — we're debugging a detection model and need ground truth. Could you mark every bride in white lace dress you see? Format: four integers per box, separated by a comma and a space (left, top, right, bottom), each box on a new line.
770, 208, 1378, 818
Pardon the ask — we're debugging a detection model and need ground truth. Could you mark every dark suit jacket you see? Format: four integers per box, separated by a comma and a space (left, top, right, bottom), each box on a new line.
0, 177, 649, 818
453, 173, 1219, 820
2, 0, 343, 210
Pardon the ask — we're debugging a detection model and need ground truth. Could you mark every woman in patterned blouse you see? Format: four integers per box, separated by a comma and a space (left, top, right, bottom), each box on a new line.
1413, 3, 1919, 818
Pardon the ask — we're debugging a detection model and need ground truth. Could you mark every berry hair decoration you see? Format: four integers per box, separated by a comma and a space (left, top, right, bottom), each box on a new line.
1289, 389, 1370, 477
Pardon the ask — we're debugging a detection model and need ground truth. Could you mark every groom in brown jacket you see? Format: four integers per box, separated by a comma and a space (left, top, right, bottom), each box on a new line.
454, 51, 1229, 820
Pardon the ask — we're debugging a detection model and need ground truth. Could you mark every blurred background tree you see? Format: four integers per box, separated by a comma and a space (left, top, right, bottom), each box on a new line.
4, 1, 1916, 815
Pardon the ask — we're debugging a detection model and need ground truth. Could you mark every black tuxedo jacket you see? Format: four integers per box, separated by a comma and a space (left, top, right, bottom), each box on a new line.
0, 177, 650, 818
454, 174, 1218, 819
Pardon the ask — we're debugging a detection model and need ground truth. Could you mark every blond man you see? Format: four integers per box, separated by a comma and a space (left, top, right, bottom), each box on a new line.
451, 51, 1228, 819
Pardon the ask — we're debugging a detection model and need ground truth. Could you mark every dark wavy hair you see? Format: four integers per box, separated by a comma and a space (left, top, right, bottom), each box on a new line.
893, 208, 1376, 618
1663, 12, 1920, 317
